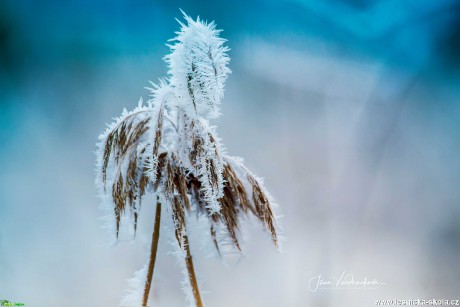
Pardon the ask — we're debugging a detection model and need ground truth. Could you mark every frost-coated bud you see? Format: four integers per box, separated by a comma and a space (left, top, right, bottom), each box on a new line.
165, 12, 231, 119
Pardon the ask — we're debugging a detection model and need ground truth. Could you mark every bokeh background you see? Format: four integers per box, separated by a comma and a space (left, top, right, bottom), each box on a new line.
1, 1, 460, 306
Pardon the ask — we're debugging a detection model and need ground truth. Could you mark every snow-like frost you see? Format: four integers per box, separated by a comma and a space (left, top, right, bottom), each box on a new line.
120, 264, 148, 307
165, 11, 231, 119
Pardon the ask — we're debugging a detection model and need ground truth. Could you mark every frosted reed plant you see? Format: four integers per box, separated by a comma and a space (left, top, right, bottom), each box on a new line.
95, 12, 280, 307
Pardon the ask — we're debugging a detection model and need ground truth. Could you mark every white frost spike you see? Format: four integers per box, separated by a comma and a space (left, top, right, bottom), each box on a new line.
145, 79, 174, 108
120, 265, 148, 307
144, 100, 164, 184
165, 11, 231, 119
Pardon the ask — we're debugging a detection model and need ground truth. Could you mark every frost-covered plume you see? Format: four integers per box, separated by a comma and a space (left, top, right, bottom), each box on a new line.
165, 13, 230, 119
95, 11, 280, 307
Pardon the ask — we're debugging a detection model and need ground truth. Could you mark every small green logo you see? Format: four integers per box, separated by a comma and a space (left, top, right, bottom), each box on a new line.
0, 300, 25, 306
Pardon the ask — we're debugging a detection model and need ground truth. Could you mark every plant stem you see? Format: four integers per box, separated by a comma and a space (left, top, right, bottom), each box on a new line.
142, 201, 162, 306
183, 234, 203, 307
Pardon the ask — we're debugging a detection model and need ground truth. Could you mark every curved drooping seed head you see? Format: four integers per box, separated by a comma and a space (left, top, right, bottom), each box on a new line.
165, 11, 231, 119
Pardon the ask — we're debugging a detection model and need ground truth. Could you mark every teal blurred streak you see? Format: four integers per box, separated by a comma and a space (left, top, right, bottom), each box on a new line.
1, 0, 460, 75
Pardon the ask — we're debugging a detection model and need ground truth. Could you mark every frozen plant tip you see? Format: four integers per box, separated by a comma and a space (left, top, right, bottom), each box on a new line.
95, 11, 279, 307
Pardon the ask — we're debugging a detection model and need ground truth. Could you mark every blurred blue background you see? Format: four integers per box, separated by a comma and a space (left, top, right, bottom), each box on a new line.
1, 1, 460, 306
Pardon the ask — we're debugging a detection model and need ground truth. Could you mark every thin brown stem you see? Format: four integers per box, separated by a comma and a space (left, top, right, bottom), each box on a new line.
142, 200, 162, 307
183, 234, 203, 307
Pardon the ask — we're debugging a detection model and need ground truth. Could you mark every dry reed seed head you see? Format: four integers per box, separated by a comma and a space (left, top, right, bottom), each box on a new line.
172, 195, 187, 249
117, 118, 149, 163
98, 104, 279, 246
219, 182, 242, 250
155, 152, 168, 178
102, 131, 115, 189
174, 168, 191, 211
101, 111, 151, 189
126, 151, 137, 204
160, 155, 189, 250
95, 13, 281, 307
152, 108, 164, 156
186, 173, 208, 215
144, 104, 164, 184
97, 104, 163, 240
112, 172, 125, 238
222, 163, 254, 215
198, 162, 259, 253
210, 225, 221, 256
189, 130, 202, 165
247, 175, 278, 247
184, 119, 225, 215
165, 12, 231, 119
